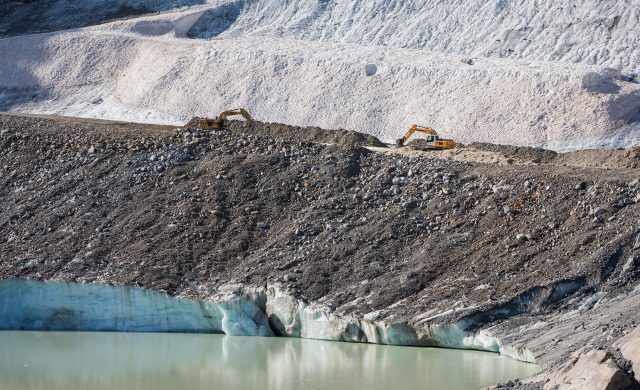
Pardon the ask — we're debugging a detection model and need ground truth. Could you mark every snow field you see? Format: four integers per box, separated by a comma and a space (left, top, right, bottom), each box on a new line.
1, 2, 639, 150
208, 0, 640, 73
1, 14, 638, 150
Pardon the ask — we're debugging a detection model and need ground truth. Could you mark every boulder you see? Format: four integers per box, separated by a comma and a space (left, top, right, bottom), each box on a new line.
618, 325, 640, 382
543, 349, 633, 390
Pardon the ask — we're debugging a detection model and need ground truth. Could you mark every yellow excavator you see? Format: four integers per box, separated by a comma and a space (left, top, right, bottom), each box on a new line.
185, 108, 253, 129
396, 124, 456, 149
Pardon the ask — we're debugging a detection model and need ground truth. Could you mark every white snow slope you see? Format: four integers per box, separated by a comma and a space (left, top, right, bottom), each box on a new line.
205, 0, 640, 73
1, 0, 640, 150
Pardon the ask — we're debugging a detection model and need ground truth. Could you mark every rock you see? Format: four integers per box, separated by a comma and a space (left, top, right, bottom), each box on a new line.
460, 175, 477, 183
364, 310, 382, 321
492, 184, 511, 193
578, 292, 606, 313
543, 349, 634, 390
618, 325, 640, 382
21, 260, 37, 269
590, 207, 608, 217
68, 258, 84, 266
256, 222, 269, 229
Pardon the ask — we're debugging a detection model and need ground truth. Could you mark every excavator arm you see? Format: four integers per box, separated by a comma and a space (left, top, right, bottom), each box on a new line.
396, 124, 456, 149
396, 124, 437, 146
185, 108, 253, 130
214, 108, 254, 127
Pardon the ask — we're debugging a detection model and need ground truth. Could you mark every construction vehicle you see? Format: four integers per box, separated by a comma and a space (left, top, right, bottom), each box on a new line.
185, 108, 253, 129
395, 124, 456, 149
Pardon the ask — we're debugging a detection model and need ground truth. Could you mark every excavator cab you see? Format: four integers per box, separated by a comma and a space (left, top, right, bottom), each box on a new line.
185, 108, 253, 130
396, 124, 456, 149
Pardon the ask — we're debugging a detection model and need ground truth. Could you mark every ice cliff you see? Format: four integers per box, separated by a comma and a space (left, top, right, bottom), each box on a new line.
0, 280, 536, 363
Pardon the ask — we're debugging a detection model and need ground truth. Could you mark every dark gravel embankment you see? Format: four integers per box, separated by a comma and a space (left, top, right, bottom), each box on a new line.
1, 113, 640, 387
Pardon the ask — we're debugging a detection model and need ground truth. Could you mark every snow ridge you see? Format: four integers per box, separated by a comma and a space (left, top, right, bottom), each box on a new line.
211, 0, 640, 72
1, 0, 639, 150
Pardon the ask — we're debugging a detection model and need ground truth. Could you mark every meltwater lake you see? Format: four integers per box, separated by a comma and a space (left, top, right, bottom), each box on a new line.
0, 331, 539, 390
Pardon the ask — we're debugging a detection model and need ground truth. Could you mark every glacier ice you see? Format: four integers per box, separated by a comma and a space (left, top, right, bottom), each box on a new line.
0, 279, 272, 336
0, 279, 537, 363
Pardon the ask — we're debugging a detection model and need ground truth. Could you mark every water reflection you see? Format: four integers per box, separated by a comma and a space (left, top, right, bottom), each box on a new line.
0, 331, 539, 390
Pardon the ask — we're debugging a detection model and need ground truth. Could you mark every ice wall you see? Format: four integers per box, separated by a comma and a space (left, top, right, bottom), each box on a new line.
264, 285, 536, 362
0, 280, 537, 363
0, 279, 272, 336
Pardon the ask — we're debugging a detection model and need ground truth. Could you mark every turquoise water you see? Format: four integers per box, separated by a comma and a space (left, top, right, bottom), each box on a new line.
0, 331, 539, 390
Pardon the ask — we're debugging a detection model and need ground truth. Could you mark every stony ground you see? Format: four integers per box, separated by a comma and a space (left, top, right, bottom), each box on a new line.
1, 113, 640, 388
